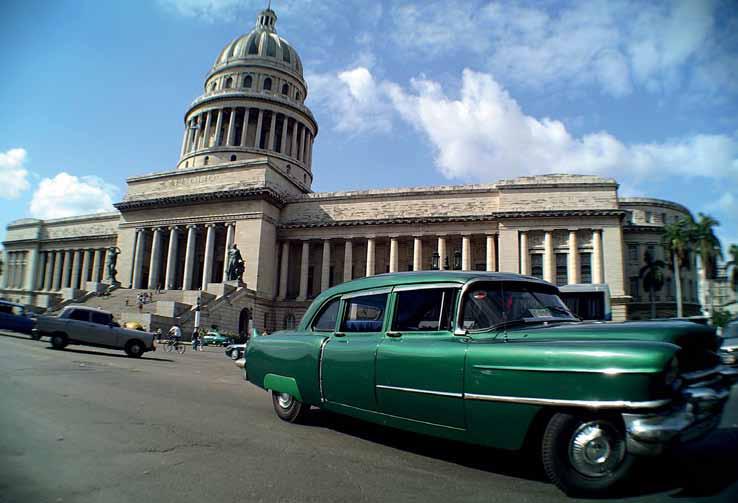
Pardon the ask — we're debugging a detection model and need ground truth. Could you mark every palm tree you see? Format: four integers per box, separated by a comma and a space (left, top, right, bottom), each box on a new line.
693, 213, 722, 313
662, 217, 692, 318
639, 250, 666, 319
727, 244, 738, 293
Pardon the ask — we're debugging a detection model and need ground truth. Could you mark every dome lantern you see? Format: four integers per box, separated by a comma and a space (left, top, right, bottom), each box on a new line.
256, 8, 277, 32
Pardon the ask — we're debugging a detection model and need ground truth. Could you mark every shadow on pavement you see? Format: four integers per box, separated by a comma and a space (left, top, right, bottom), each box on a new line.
0, 331, 39, 342
44, 346, 174, 363
303, 409, 738, 498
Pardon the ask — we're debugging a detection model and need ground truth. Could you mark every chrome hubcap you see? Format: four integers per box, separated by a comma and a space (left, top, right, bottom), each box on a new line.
277, 393, 293, 409
568, 421, 625, 478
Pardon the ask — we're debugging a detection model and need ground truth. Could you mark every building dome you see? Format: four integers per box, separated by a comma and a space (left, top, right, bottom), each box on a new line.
212, 9, 303, 78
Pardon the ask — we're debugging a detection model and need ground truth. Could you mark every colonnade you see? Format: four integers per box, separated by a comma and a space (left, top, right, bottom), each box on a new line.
2, 251, 28, 289
22, 248, 109, 292
276, 234, 499, 301
180, 106, 314, 166
519, 229, 604, 286
130, 222, 236, 291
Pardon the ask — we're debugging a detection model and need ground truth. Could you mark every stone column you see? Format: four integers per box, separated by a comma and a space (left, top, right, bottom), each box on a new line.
592, 229, 604, 284
240, 108, 250, 147
53, 251, 64, 290
291, 119, 298, 158
486, 235, 497, 272
254, 110, 264, 148
307, 134, 314, 167
389, 238, 399, 273
365, 238, 376, 277
297, 241, 310, 301
277, 241, 289, 300
222, 223, 235, 280
182, 225, 197, 291
298, 125, 306, 162
519, 232, 530, 275
437, 237, 447, 270
80, 249, 91, 286
131, 229, 146, 289
226, 108, 237, 146
71, 250, 82, 290
280, 115, 288, 153
180, 123, 189, 158
213, 108, 224, 146
543, 231, 554, 283
413, 237, 422, 271
321, 240, 331, 291
568, 231, 580, 284
91, 249, 102, 283
201, 224, 216, 289
267, 111, 277, 150
462, 236, 471, 271
33, 250, 45, 290
343, 240, 353, 282
202, 110, 213, 149
43, 252, 55, 290
148, 228, 163, 290
165, 227, 180, 290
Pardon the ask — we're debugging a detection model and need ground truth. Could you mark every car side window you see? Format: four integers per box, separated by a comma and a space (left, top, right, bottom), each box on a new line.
340, 293, 388, 333
90, 311, 111, 325
0, 304, 12, 314
312, 298, 340, 332
392, 288, 456, 332
68, 309, 90, 322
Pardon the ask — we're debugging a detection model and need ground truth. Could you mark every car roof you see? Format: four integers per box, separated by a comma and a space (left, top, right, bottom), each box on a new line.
0, 300, 25, 308
318, 271, 553, 298
63, 306, 111, 314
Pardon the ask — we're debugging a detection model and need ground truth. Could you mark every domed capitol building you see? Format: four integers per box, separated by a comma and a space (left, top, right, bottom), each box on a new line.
0, 8, 701, 333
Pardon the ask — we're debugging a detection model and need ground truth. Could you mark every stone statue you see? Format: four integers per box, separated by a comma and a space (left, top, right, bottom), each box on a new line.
226, 244, 245, 282
105, 246, 121, 284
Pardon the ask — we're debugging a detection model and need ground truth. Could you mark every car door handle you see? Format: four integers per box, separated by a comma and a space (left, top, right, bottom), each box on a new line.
333, 332, 346, 338
386, 331, 402, 338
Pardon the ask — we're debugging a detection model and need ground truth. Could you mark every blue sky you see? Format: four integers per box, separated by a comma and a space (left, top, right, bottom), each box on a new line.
1, 0, 737, 251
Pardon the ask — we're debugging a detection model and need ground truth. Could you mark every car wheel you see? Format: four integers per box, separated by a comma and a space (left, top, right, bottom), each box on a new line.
271, 391, 309, 423
31, 333, 41, 341
50, 333, 68, 350
541, 412, 634, 497
125, 340, 145, 358
231, 350, 240, 361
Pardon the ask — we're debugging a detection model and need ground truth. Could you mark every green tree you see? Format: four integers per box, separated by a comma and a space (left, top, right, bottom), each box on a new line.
711, 308, 732, 329
693, 213, 722, 312
639, 250, 666, 319
727, 244, 738, 293
662, 217, 693, 318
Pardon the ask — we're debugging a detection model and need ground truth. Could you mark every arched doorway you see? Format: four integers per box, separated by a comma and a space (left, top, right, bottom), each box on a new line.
238, 308, 251, 339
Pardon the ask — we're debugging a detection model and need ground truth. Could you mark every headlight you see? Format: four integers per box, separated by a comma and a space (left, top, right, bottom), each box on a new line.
664, 358, 679, 387
721, 352, 737, 365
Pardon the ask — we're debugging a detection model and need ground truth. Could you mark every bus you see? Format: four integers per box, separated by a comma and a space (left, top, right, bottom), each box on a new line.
558, 284, 612, 321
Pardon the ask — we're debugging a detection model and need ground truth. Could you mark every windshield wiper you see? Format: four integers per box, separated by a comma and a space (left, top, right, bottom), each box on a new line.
490, 318, 545, 332
546, 305, 580, 320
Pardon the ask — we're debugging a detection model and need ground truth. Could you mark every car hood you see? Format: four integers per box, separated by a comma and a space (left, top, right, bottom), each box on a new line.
502, 320, 719, 371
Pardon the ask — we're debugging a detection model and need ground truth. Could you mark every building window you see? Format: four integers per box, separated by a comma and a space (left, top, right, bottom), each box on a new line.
266, 36, 277, 57
204, 156, 209, 166
628, 244, 638, 262
646, 211, 653, 223
580, 253, 592, 283
630, 277, 640, 300
282, 46, 291, 63
225, 77, 233, 88
531, 254, 543, 279
555, 253, 568, 286
286, 165, 291, 174
263, 77, 272, 91
243, 75, 252, 88
295, 91, 301, 101
248, 36, 259, 55
210, 82, 217, 91
230, 154, 236, 161
282, 83, 289, 95
661, 212, 667, 224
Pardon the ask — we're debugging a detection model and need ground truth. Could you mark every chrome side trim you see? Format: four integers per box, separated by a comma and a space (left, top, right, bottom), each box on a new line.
341, 287, 392, 300
375, 384, 463, 399
317, 337, 331, 403
472, 364, 654, 375
392, 283, 461, 292
464, 393, 671, 410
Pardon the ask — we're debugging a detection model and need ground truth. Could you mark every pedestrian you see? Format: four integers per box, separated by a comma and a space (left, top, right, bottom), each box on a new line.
155, 328, 162, 342
191, 329, 199, 350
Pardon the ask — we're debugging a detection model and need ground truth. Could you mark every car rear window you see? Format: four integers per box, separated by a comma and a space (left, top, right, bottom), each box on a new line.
67, 309, 90, 322
340, 293, 388, 333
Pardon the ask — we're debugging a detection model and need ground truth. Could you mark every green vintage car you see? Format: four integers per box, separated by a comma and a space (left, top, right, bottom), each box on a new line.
244, 272, 737, 496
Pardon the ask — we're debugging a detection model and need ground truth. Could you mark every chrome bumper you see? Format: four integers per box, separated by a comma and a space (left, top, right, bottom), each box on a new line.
623, 366, 737, 456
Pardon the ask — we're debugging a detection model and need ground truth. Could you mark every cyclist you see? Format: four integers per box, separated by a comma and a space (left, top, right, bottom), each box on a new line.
168, 324, 182, 350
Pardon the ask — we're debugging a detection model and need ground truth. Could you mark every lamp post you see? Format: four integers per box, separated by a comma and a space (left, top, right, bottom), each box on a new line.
453, 250, 462, 270
431, 252, 440, 271
193, 293, 201, 345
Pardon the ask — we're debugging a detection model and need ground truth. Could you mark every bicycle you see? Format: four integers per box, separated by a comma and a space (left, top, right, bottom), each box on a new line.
165, 338, 186, 354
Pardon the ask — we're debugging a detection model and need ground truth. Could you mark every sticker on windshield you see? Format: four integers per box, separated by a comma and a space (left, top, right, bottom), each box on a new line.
472, 291, 487, 300
528, 308, 551, 318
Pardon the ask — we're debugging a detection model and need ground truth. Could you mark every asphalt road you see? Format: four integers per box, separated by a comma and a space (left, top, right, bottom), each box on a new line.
1, 332, 737, 503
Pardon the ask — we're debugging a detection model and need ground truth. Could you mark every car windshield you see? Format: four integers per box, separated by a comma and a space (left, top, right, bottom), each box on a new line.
461, 281, 576, 332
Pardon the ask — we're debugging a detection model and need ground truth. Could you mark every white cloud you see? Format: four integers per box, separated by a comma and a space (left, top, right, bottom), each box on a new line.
29, 173, 118, 220
383, 68, 738, 184
0, 148, 31, 199
157, 0, 244, 21
307, 67, 393, 134
707, 192, 738, 214
390, 0, 727, 99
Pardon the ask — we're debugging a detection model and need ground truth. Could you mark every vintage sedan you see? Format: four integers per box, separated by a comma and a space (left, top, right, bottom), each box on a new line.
243, 272, 737, 496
